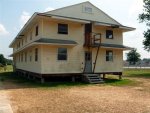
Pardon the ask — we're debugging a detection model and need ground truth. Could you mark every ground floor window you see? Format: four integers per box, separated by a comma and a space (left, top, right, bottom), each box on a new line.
58, 48, 67, 60
35, 48, 38, 62
25, 52, 27, 62
21, 53, 23, 62
106, 50, 113, 61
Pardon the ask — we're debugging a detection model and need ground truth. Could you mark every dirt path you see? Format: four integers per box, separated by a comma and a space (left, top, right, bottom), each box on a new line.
7, 78, 150, 113
0, 82, 13, 113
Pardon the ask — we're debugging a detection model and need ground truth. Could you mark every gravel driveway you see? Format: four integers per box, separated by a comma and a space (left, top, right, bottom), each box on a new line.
5, 77, 150, 113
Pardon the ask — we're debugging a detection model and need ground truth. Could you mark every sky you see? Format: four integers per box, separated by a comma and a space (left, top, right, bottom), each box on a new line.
0, 0, 149, 59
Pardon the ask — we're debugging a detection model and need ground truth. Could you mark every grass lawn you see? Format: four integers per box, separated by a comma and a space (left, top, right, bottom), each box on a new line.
123, 69, 150, 78
0, 65, 149, 88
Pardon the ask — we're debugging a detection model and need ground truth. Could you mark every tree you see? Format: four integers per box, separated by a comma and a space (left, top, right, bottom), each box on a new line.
139, 0, 150, 52
126, 49, 141, 65
0, 54, 6, 65
5, 59, 13, 65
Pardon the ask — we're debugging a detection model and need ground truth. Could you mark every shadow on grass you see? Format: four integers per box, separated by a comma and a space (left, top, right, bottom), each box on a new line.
0, 72, 89, 90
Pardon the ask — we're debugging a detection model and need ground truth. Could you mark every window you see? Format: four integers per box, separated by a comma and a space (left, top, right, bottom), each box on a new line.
19, 53, 20, 62
84, 6, 92, 13
18, 42, 20, 48
21, 53, 23, 62
30, 32, 32, 40
35, 48, 38, 61
25, 52, 27, 62
106, 50, 113, 61
30, 55, 32, 62
58, 48, 67, 60
106, 30, 113, 39
58, 24, 68, 34
22, 39, 23, 46
25, 37, 27, 43
35, 26, 38, 36
29, 50, 32, 62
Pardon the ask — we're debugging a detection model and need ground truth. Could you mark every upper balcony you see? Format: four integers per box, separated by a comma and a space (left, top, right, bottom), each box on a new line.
84, 32, 101, 47
84, 32, 132, 50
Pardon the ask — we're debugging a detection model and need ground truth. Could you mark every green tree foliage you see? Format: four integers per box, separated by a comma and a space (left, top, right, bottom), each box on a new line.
127, 49, 141, 65
139, 0, 150, 51
5, 59, 13, 65
0, 54, 13, 66
0, 54, 6, 65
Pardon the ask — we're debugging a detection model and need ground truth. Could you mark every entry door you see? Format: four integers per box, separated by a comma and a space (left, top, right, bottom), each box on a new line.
84, 51, 92, 73
85, 24, 92, 33
84, 24, 92, 46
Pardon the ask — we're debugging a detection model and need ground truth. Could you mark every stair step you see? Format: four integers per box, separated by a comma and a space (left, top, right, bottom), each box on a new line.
87, 75, 99, 77
83, 74, 103, 84
90, 81, 104, 84
87, 76, 100, 79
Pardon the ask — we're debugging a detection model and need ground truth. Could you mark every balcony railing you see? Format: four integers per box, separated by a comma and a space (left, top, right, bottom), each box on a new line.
84, 32, 101, 47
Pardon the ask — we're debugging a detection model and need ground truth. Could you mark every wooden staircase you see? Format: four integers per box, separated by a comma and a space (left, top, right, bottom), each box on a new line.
83, 74, 104, 84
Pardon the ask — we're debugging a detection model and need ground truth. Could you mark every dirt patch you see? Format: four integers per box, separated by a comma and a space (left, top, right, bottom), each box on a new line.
7, 82, 150, 113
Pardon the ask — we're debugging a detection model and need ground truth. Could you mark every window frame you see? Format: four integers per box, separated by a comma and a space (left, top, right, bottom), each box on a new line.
35, 25, 39, 36
106, 50, 113, 62
106, 30, 113, 39
30, 32, 32, 40
58, 24, 68, 35
35, 48, 38, 62
21, 53, 23, 62
57, 48, 67, 61
25, 52, 27, 62
84, 6, 93, 13
29, 50, 32, 62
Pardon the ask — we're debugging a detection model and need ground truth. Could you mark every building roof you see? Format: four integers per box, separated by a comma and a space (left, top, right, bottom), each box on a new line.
93, 43, 132, 50
34, 38, 77, 45
9, 1, 135, 48
45, 1, 121, 25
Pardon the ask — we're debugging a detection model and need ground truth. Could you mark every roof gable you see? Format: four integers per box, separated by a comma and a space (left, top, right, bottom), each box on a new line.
45, 1, 121, 25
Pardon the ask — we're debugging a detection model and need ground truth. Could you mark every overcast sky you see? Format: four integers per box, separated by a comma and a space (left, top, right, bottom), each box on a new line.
0, 0, 149, 59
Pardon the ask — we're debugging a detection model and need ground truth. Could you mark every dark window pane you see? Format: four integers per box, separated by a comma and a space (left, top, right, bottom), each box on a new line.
85, 52, 91, 61
106, 30, 113, 39
35, 26, 38, 36
58, 24, 68, 34
106, 50, 113, 61
35, 48, 38, 61
58, 48, 67, 60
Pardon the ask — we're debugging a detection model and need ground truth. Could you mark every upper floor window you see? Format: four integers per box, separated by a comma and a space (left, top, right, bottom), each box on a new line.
35, 26, 38, 36
25, 37, 27, 43
58, 48, 67, 61
106, 30, 113, 39
84, 6, 92, 13
106, 50, 113, 61
22, 39, 24, 46
30, 32, 32, 40
18, 42, 20, 48
35, 48, 38, 62
58, 24, 68, 34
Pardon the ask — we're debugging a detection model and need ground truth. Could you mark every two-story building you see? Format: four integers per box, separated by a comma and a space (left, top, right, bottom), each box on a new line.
9, 2, 135, 83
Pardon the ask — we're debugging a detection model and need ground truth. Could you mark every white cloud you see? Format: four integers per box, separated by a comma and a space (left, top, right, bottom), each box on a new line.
0, 23, 9, 36
20, 11, 31, 28
128, 0, 143, 18
44, 7, 54, 12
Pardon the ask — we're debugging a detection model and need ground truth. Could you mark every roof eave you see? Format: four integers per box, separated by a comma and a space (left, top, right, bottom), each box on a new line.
120, 26, 136, 32
9, 12, 39, 48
